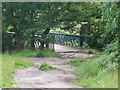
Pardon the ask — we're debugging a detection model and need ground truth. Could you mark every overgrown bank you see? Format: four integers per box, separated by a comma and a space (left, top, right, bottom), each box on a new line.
67, 41, 118, 88
67, 3, 119, 88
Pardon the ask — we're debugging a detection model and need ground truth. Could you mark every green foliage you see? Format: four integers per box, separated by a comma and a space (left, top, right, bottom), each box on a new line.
87, 18, 104, 50
101, 3, 118, 45
67, 40, 118, 88
68, 56, 118, 88
1, 53, 33, 88
97, 40, 118, 68
3, 2, 118, 50
2, 2, 72, 49
2, 2, 103, 50
86, 3, 118, 50
36, 49, 58, 57
39, 62, 55, 71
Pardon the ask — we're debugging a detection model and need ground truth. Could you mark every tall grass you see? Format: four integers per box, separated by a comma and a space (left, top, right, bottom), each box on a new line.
68, 56, 118, 88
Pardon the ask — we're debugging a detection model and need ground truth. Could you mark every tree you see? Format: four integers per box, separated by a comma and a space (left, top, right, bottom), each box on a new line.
2, 2, 72, 50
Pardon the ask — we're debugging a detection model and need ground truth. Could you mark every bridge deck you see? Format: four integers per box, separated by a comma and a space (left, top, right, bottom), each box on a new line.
54, 44, 80, 53
54, 44, 93, 58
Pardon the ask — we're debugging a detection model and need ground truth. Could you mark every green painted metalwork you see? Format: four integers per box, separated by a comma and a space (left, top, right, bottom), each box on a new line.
5, 32, 84, 51
35, 32, 84, 47
48, 33, 84, 47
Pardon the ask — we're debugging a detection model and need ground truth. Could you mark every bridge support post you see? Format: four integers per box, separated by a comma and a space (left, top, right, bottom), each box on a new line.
79, 35, 84, 47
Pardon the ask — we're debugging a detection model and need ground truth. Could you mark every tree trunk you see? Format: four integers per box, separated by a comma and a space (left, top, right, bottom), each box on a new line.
15, 31, 23, 50
41, 28, 50, 49
30, 32, 35, 50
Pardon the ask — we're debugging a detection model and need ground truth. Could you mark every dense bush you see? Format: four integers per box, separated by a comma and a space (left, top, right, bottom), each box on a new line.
97, 40, 118, 69
87, 3, 119, 51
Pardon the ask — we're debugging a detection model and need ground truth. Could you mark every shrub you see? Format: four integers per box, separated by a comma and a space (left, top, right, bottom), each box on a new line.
97, 40, 118, 68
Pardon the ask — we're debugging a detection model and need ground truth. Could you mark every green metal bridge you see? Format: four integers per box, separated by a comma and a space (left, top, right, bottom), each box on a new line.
5, 32, 85, 50
35, 32, 85, 49
49, 33, 84, 47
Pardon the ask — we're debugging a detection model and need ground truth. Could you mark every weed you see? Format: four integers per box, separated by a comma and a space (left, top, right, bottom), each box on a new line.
39, 62, 55, 71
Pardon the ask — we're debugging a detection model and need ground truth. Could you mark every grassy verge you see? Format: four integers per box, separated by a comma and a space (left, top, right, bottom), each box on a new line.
13, 49, 38, 57
1, 48, 58, 88
1, 53, 33, 88
66, 41, 118, 88
69, 57, 118, 88
68, 56, 118, 88
12, 48, 59, 57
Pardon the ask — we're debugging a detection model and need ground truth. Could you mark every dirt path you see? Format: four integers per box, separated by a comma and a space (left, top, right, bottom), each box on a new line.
13, 44, 93, 88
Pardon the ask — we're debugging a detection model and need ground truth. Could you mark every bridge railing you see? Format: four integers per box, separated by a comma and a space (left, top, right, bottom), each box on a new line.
35, 32, 84, 47
48, 33, 84, 47
4, 32, 84, 51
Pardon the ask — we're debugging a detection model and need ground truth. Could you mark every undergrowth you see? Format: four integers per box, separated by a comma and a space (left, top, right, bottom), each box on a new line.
67, 41, 118, 88
69, 57, 118, 88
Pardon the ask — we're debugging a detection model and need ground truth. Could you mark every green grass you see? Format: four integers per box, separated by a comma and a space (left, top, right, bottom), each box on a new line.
13, 49, 38, 57
36, 49, 59, 57
12, 48, 58, 58
0, 53, 33, 88
39, 62, 55, 71
68, 56, 118, 88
